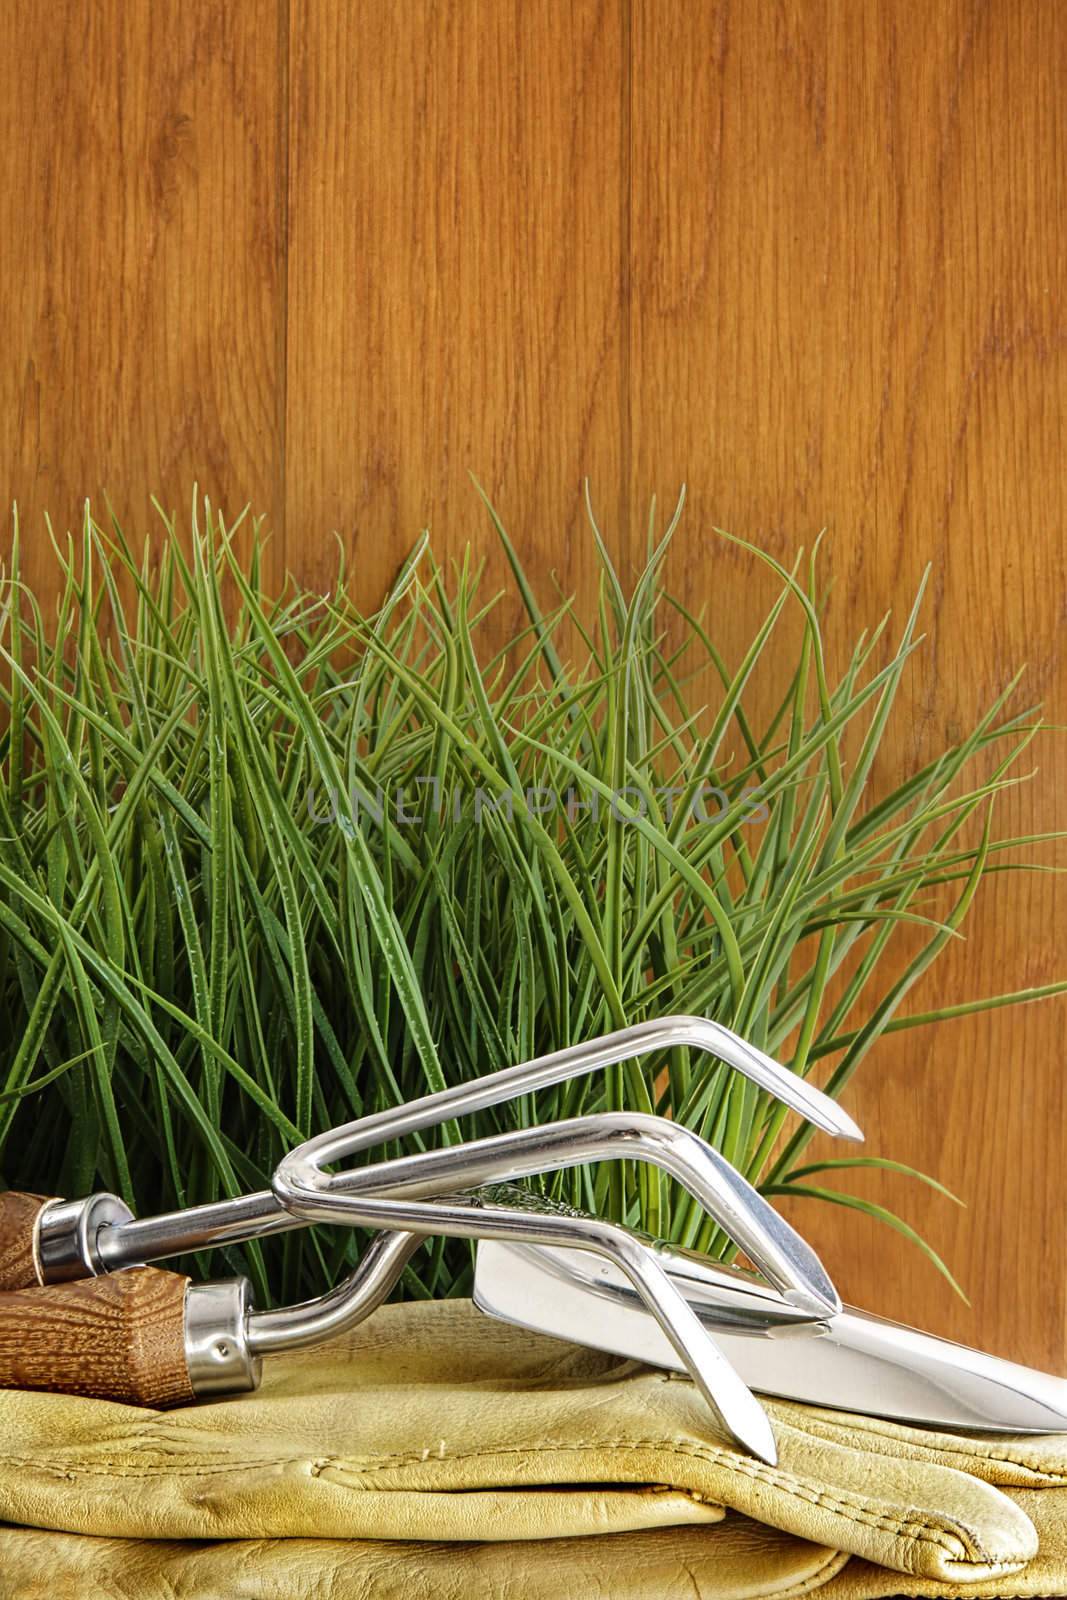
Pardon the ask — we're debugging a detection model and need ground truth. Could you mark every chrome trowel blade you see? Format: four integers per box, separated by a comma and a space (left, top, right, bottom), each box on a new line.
473, 1239, 1067, 1434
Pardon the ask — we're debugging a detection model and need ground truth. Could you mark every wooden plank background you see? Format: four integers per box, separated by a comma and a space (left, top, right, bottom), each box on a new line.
1, 0, 1064, 1366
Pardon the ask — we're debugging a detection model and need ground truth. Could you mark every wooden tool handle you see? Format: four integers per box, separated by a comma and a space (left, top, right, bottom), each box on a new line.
0, 1267, 195, 1407
0, 1191, 54, 1290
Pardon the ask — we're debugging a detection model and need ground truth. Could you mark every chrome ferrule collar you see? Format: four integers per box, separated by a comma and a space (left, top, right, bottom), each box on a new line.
36, 1193, 135, 1283
183, 1277, 261, 1397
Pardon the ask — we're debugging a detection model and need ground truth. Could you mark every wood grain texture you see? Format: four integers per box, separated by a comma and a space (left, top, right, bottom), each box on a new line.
0, 1, 1064, 1366
0, 1269, 193, 1407
0, 1192, 51, 1292
0, 0, 287, 585
284, 0, 631, 610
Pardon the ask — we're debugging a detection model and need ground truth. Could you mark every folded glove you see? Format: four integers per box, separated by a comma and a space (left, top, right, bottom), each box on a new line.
0, 1297, 1063, 1598
0, 1521, 848, 1600
2, 1511, 1066, 1600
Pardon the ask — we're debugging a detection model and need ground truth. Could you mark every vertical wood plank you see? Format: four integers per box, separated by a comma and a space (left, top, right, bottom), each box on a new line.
285, 0, 629, 614
0, 0, 287, 585
630, 0, 1067, 1366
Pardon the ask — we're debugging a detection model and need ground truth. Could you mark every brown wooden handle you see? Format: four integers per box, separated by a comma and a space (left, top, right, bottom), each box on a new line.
0, 1267, 195, 1407
0, 1191, 55, 1290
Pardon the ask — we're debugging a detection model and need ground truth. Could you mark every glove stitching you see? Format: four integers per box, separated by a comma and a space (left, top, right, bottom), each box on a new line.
10, 1455, 988, 1557
2, 1438, 1014, 1562
340, 1447, 1024, 1563
322, 1439, 999, 1554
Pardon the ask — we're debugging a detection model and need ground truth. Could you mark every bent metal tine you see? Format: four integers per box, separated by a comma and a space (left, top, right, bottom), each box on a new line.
245, 1230, 424, 1357
84, 1016, 860, 1276
284, 1016, 863, 1180
265, 1181, 780, 1465
273, 1112, 840, 1317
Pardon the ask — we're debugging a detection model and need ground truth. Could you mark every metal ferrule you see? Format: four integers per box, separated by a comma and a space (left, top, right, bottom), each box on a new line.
35, 1193, 135, 1284
183, 1277, 261, 1397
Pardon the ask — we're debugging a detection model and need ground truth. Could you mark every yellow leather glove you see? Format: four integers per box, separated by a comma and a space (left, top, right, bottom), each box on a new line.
4, 1510, 1067, 1600
0, 1298, 1063, 1598
0, 1521, 847, 1600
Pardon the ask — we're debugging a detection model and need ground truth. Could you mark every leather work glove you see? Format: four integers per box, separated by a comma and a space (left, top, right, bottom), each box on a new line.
0, 1298, 1063, 1598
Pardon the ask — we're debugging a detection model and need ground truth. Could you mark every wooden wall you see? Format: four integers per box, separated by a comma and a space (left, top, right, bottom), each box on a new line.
1, 0, 1064, 1366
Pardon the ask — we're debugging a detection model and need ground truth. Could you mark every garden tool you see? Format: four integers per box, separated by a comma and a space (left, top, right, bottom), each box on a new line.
0, 1094, 844, 1459
0, 1126, 805, 1460
471, 1235, 1067, 1435
0, 1101, 834, 1462
0, 1018, 859, 1464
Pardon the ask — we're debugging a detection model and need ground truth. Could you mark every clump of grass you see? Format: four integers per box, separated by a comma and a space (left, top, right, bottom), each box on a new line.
0, 487, 1060, 1305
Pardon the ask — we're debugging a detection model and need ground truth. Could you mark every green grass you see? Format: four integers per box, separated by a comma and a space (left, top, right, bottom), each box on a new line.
0, 486, 1060, 1306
